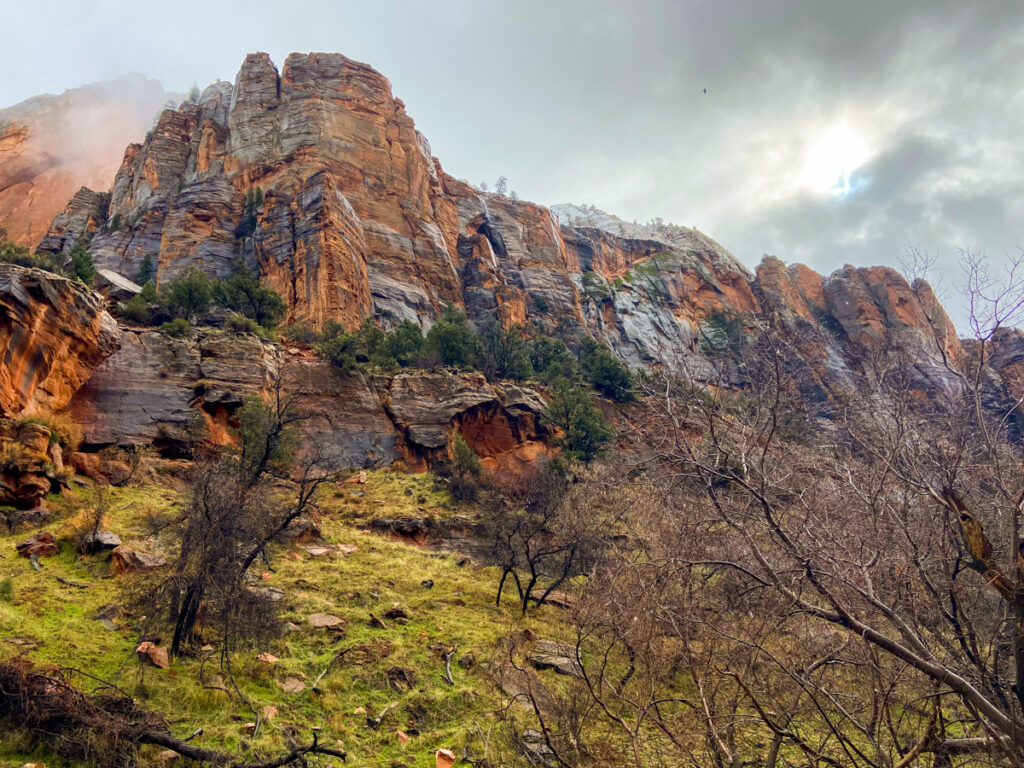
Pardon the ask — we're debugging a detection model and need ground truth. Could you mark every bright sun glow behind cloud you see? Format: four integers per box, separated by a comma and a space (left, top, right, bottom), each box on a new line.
801, 127, 870, 196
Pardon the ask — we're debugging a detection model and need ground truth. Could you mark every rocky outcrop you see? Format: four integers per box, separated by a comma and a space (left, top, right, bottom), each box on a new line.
0, 265, 120, 416
69, 327, 548, 469
0, 75, 170, 248
0, 419, 66, 510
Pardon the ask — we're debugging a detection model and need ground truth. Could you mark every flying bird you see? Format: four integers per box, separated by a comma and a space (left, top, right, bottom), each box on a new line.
702, 88, 707, 94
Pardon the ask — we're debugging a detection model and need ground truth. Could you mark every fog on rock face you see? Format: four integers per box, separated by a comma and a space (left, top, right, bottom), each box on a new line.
0, 75, 172, 248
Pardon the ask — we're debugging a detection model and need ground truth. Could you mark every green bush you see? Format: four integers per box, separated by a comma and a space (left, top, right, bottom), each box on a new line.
388, 320, 425, 367
224, 314, 264, 337
160, 267, 213, 319
235, 187, 264, 239
544, 377, 613, 463
280, 323, 322, 345
479, 318, 532, 382
316, 321, 357, 370
159, 318, 193, 338
136, 254, 156, 284
448, 432, 483, 501
579, 338, 634, 402
139, 279, 158, 303
121, 293, 151, 324
0, 229, 69, 276
425, 303, 480, 368
528, 336, 578, 383
216, 261, 285, 329
69, 242, 96, 285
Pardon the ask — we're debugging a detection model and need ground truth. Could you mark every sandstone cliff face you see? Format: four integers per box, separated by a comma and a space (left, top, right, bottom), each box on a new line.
0, 265, 120, 417
0, 75, 170, 248
27, 50, 1016, 423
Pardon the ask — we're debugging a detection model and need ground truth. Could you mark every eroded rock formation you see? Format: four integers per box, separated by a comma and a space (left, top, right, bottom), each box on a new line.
0, 265, 120, 416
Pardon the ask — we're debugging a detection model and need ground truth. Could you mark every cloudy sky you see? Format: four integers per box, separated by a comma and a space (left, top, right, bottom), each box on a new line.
4, 0, 1023, 327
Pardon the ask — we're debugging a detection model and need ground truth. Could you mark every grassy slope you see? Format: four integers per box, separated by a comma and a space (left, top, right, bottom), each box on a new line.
0, 469, 555, 767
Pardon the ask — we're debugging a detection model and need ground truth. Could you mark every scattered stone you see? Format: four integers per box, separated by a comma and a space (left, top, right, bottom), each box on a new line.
257, 652, 279, 664
528, 640, 584, 678
353, 706, 366, 715
383, 606, 408, 621
110, 545, 166, 574
283, 622, 301, 633
457, 653, 476, 670
277, 516, 322, 544
420, 579, 434, 589
94, 603, 120, 621
262, 704, 278, 721
336, 543, 358, 555
396, 729, 410, 744
248, 586, 285, 602
135, 641, 170, 669
368, 613, 387, 629
280, 677, 307, 693
520, 729, 558, 766
308, 613, 345, 631
201, 644, 216, 653
79, 530, 122, 554
435, 748, 457, 768
302, 545, 333, 557
16, 531, 58, 558
156, 749, 181, 764
242, 722, 257, 735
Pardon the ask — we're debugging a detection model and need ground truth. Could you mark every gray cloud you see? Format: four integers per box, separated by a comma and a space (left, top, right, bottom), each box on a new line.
4, 0, 1024, 328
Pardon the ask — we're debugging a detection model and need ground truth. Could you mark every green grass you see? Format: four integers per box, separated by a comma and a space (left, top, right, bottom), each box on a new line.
0, 470, 559, 766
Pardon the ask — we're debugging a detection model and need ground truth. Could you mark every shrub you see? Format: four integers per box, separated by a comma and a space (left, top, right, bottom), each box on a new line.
579, 338, 634, 402
479, 318, 532, 381
216, 261, 285, 329
528, 336, 578, 383
280, 323, 322, 345
139, 279, 158, 303
120, 293, 151, 324
234, 187, 263, 239
316, 321, 357, 370
0, 229, 69, 276
159, 318, 192, 338
545, 377, 613, 464
224, 314, 263, 337
388, 320, 425, 367
447, 433, 483, 502
69, 242, 96, 285
0, 577, 12, 603
136, 254, 155, 284
425, 303, 479, 368
160, 267, 213, 319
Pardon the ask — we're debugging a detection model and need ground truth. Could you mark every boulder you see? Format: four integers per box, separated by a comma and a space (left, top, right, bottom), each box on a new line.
110, 545, 167, 574
528, 640, 584, 677
135, 641, 170, 669
308, 613, 345, 631
79, 530, 122, 554
16, 531, 58, 558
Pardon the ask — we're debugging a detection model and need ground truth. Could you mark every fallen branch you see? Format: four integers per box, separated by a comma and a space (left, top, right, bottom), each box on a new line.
367, 701, 398, 729
56, 576, 88, 589
312, 647, 353, 692
0, 660, 345, 767
442, 643, 459, 686
28, 553, 41, 572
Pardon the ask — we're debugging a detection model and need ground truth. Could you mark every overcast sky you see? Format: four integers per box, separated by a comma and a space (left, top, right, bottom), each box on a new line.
4, 0, 1023, 328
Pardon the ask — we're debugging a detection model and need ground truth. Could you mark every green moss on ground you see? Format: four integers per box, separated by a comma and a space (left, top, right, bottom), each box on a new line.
0, 470, 557, 767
